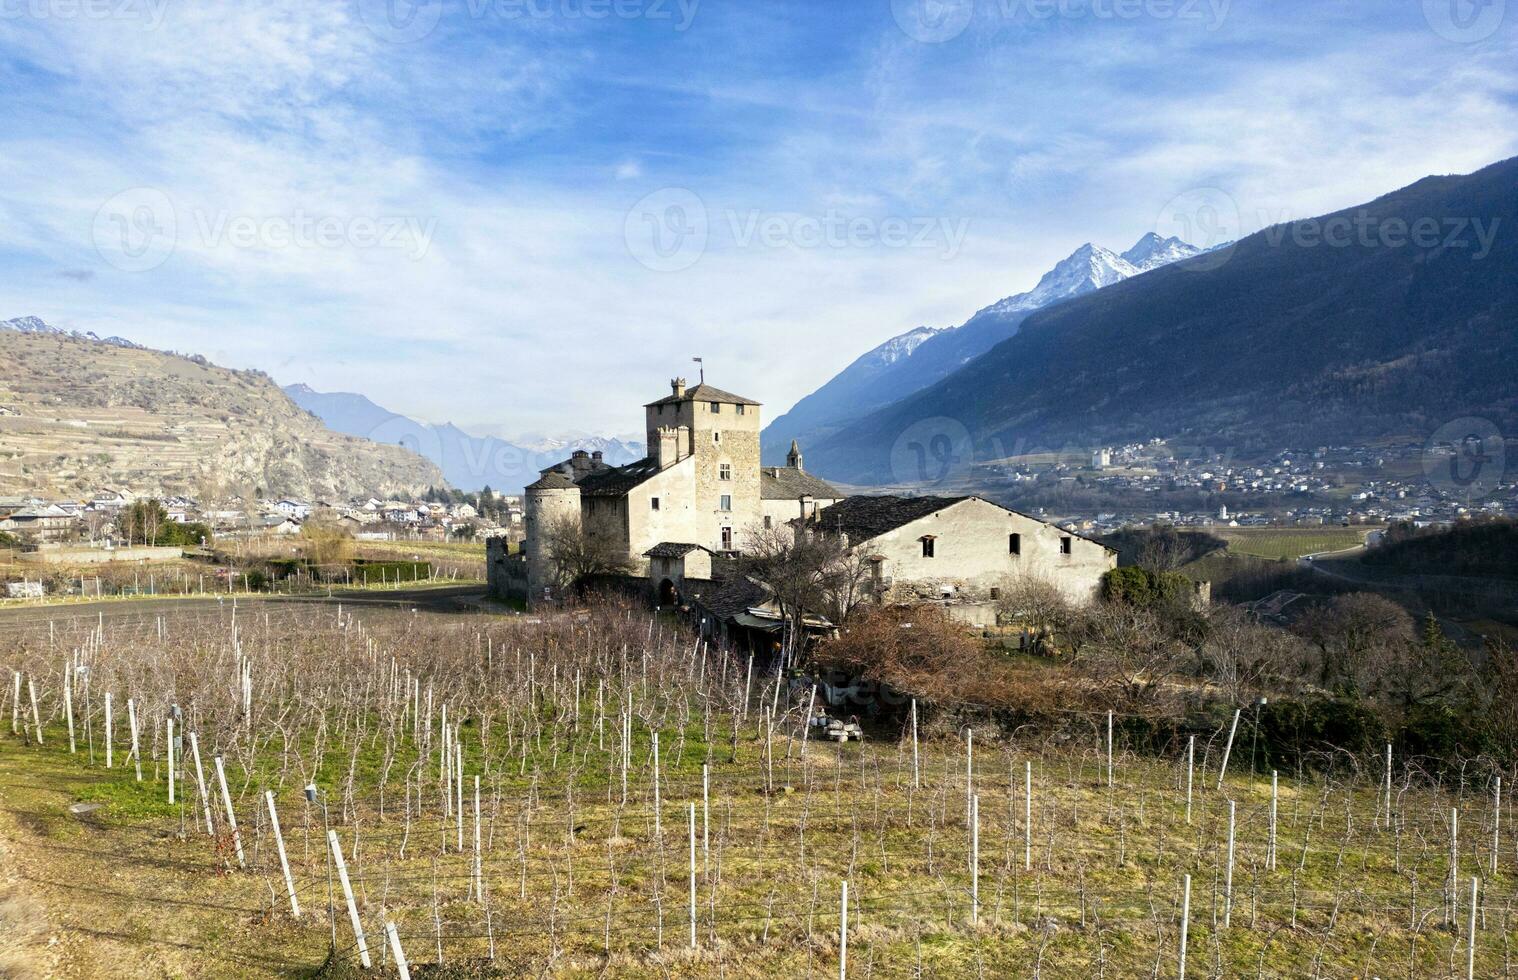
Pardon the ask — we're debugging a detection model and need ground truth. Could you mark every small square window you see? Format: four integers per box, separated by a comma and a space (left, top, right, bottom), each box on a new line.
1060, 536, 1072, 555
719, 463, 732, 480
720, 494, 732, 512
710, 401, 721, 413
736, 404, 746, 415
651, 497, 660, 511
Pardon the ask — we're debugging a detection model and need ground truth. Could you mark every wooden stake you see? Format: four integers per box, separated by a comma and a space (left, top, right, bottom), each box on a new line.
329, 829, 372, 968
266, 791, 301, 918
213, 755, 245, 868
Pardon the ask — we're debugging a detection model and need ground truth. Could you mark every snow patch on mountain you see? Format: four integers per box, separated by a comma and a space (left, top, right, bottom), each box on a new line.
2, 315, 140, 348
1121, 233, 1202, 271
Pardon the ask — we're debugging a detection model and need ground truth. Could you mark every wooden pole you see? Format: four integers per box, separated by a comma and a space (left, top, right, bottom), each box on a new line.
329, 829, 372, 968
1178, 874, 1192, 980
213, 755, 245, 868
266, 791, 301, 918
1216, 708, 1241, 790
386, 921, 411, 980
189, 732, 214, 835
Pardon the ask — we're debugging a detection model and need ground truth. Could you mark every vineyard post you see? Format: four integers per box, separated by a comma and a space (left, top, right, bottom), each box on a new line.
27, 678, 42, 744
11, 671, 20, 734
473, 775, 482, 901
839, 880, 849, 980
971, 793, 980, 926
653, 732, 661, 839
189, 731, 214, 834
1024, 761, 1032, 872
702, 763, 710, 866
63, 665, 75, 753
266, 791, 301, 918
166, 718, 175, 804
104, 692, 113, 768
329, 829, 372, 968
386, 921, 412, 980
1493, 777, 1501, 877
910, 698, 919, 790
127, 697, 142, 781
455, 741, 464, 853
1224, 799, 1236, 927
1178, 874, 1192, 980
1216, 708, 1241, 790
213, 754, 246, 868
1450, 807, 1460, 925
1269, 771, 1279, 871
1384, 743, 1393, 829
1467, 876, 1480, 980
1106, 710, 1114, 789
688, 802, 697, 949
1185, 735, 1195, 825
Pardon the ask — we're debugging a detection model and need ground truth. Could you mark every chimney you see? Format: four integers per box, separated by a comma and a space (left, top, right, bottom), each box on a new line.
656, 426, 679, 468
670, 377, 687, 398
591, 450, 603, 463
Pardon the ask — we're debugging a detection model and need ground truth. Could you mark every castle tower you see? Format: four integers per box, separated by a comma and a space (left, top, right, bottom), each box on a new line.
643, 376, 762, 553
523, 469, 581, 604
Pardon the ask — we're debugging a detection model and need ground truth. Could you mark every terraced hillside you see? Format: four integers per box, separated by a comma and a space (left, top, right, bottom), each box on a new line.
0, 331, 442, 500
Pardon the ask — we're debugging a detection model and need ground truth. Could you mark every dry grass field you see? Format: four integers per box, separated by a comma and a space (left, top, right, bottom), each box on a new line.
0, 601, 1512, 978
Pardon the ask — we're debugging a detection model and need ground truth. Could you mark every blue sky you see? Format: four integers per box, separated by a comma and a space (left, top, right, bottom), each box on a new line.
1, 0, 1514, 441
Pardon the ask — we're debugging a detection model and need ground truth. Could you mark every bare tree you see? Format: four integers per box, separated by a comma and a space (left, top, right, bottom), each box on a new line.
995, 576, 1077, 655
1292, 592, 1414, 692
541, 515, 634, 593
736, 522, 870, 661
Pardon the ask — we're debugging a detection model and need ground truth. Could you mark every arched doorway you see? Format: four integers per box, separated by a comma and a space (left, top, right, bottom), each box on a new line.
658, 578, 679, 606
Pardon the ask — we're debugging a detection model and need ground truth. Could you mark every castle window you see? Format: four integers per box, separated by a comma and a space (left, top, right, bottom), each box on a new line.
1009, 532, 1021, 555
721, 526, 733, 549
763, 516, 773, 528
920, 536, 935, 558
736, 404, 746, 415
719, 494, 732, 511
713, 431, 721, 443
719, 463, 731, 480
1060, 536, 1072, 555
990, 587, 1001, 600
651, 497, 660, 511
710, 401, 721, 413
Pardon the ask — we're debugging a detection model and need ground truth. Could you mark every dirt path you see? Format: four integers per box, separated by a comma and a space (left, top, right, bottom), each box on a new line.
0, 746, 316, 979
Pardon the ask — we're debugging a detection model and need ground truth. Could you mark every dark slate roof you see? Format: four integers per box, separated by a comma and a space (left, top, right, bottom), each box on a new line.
644, 542, 703, 559
575, 457, 663, 496
814, 494, 970, 541
525, 471, 578, 491
694, 575, 771, 620
760, 466, 842, 501
645, 383, 761, 408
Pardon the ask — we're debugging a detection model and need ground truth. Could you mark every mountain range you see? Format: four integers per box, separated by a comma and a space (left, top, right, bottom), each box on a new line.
2, 315, 140, 349
0, 326, 442, 500
282, 384, 644, 492
799, 156, 1518, 484
761, 234, 1201, 462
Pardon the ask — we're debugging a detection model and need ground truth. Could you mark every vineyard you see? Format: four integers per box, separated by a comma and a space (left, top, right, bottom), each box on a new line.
0, 601, 1514, 978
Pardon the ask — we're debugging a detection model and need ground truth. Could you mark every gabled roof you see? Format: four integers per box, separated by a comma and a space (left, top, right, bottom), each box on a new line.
525, 471, 578, 491
761, 466, 842, 501
643, 542, 707, 559
645, 383, 760, 408
814, 494, 970, 541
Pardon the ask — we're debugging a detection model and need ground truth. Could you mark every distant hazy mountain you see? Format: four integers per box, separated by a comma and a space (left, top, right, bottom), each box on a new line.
284, 384, 643, 492
805, 157, 1518, 484
2, 315, 139, 349
762, 235, 1198, 461
0, 327, 442, 500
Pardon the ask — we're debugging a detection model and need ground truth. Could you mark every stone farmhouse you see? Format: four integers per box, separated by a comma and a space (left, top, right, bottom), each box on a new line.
487, 377, 1115, 638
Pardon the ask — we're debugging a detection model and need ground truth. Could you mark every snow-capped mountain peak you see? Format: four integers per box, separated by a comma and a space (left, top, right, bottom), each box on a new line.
1121, 232, 1202, 271
869, 325, 946, 367
1, 315, 140, 348
981, 242, 1140, 317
